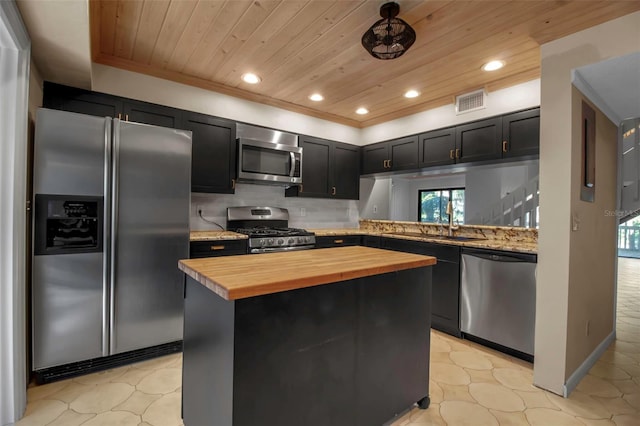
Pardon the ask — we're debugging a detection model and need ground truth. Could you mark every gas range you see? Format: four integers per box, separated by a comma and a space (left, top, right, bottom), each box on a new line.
227, 207, 316, 254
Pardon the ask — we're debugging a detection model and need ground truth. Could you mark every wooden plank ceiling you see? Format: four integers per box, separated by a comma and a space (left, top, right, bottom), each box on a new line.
90, 0, 640, 128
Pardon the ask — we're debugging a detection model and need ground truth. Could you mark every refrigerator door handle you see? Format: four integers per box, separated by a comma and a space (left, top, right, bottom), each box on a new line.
109, 118, 121, 355
102, 118, 112, 357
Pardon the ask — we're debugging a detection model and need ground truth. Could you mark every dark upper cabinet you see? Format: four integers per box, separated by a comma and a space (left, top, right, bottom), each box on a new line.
418, 127, 456, 167
361, 136, 418, 174
122, 100, 181, 129
43, 81, 181, 129
332, 142, 360, 200
388, 136, 419, 171
379, 238, 461, 337
43, 81, 123, 118
296, 136, 332, 198
455, 117, 502, 163
286, 137, 359, 200
361, 143, 389, 174
181, 112, 236, 194
502, 108, 540, 158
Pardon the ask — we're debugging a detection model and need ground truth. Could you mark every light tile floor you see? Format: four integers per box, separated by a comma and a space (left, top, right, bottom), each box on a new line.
17, 258, 640, 425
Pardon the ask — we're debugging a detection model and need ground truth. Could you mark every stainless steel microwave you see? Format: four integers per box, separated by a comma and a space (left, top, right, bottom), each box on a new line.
236, 124, 302, 185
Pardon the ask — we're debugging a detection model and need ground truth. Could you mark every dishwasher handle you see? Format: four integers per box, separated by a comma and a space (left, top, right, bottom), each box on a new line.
462, 248, 537, 263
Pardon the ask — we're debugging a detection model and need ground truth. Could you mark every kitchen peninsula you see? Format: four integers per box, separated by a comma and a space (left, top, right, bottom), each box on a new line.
178, 246, 436, 426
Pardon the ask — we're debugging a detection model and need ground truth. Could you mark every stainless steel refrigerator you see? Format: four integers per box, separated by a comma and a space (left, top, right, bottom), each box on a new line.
32, 108, 191, 374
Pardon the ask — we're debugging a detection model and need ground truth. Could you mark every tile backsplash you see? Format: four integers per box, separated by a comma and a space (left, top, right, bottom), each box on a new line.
191, 183, 359, 230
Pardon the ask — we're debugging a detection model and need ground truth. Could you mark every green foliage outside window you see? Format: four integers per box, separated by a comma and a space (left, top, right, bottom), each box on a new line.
419, 188, 465, 224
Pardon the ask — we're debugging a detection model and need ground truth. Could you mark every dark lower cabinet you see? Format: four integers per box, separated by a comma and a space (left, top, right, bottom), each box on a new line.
380, 238, 461, 337
189, 240, 247, 258
181, 112, 236, 194
182, 267, 431, 426
361, 235, 380, 248
315, 235, 362, 248
502, 108, 540, 158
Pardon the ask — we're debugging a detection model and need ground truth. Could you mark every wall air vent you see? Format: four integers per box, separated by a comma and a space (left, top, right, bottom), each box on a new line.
456, 89, 486, 115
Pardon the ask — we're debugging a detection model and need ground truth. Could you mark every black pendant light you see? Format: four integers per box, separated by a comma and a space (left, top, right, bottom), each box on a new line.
361, 2, 416, 60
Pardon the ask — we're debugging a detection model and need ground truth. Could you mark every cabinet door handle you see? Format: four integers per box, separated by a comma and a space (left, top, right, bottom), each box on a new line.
125, 114, 129, 121
455, 148, 460, 159
331, 186, 336, 196
334, 239, 344, 244
382, 159, 387, 168
210, 245, 225, 251
117, 113, 122, 119
449, 149, 454, 160
387, 159, 392, 168
299, 184, 303, 193
502, 140, 508, 152
231, 178, 236, 189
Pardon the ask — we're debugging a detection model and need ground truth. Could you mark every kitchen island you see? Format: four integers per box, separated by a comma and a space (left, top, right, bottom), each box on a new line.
178, 246, 436, 426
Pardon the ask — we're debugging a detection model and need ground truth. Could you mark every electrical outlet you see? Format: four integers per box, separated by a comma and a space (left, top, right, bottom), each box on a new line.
300, 207, 306, 217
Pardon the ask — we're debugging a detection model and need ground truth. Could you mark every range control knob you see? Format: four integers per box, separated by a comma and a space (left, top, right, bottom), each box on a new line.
277, 238, 284, 245
267, 238, 274, 245
288, 238, 294, 245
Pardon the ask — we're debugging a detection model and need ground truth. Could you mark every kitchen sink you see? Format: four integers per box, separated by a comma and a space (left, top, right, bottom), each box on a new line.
428, 235, 482, 242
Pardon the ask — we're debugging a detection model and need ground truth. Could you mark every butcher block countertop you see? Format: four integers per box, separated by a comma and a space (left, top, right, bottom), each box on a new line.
178, 246, 436, 301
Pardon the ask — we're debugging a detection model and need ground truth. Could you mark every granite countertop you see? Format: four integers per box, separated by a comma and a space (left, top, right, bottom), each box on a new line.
190, 230, 247, 241
189, 227, 537, 254
179, 246, 437, 300
378, 232, 538, 254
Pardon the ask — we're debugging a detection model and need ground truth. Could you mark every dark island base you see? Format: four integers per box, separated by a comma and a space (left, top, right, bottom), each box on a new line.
182, 268, 432, 426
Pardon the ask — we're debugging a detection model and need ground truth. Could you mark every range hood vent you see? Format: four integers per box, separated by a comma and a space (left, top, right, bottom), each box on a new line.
456, 89, 486, 115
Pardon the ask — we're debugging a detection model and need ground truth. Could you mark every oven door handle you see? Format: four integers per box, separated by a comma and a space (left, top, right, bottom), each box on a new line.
289, 152, 296, 177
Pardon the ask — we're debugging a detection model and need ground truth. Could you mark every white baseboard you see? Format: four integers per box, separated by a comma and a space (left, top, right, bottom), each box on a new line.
563, 330, 616, 397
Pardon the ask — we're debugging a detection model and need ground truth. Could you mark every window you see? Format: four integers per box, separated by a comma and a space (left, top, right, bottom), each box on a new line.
419, 188, 465, 224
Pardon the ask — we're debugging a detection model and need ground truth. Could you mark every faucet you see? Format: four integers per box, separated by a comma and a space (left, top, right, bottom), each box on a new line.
438, 218, 445, 236
446, 201, 459, 237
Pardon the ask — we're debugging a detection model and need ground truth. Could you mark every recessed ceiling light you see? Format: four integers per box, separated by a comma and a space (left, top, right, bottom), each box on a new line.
482, 60, 505, 72
241, 73, 261, 84
356, 107, 369, 115
404, 89, 420, 98
309, 93, 324, 102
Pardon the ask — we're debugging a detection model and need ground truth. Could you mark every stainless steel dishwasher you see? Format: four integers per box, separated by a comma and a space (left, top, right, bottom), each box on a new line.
460, 248, 537, 358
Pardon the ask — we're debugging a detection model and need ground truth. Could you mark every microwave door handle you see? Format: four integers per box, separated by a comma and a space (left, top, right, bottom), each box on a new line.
289, 152, 296, 177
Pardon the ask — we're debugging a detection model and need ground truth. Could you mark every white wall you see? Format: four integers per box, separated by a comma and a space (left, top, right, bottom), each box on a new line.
91, 64, 543, 149
536, 10, 640, 396
358, 178, 391, 220
465, 162, 539, 223
91, 64, 362, 145
191, 184, 358, 230
390, 174, 466, 222
361, 79, 541, 144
